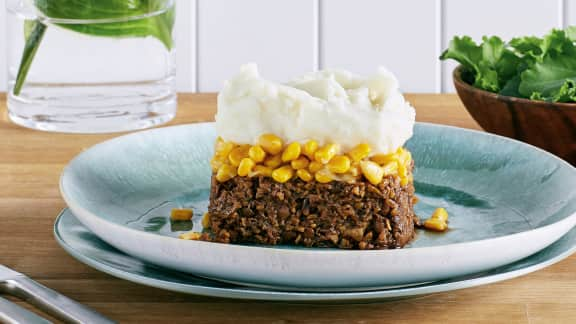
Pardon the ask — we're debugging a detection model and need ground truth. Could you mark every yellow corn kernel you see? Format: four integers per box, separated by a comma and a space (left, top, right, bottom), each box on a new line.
248, 145, 266, 163
314, 143, 339, 164
348, 143, 371, 162
252, 165, 273, 177
215, 139, 235, 158
237, 158, 255, 177
360, 161, 384, 185
314, 169, 333, 183
258, 134, 283, 155
398, 163, 409, 178
271, 165, 294, 183
179, 231, 202, 240
291, 156, 310, 170
201, 212, 211, 229
264, 154, 283, 168
308, 161, 324, 173
348, 164, 361, 177
210, 157, 224, 172
302, 140, 319, 159
401, 174, 414, 186
296, 169, 313, 182
328, 155, 351, 174
382, 161, 398, 176
431, 207, 448, 223
423, 218, 448, 232
171, 208, 193, 221
397, 147, 412, 165
228, 145, 250, 167
340, 173, 358, 184
216, 164, 237, 182
370, 153, 398, 165
282, 142, 301, 162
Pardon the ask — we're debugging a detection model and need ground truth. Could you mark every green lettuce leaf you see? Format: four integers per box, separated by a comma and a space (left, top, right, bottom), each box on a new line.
540, 29, 576, 58
441, 27, 576, 103
567, 26, 576, 42
475, 61, 499, 92
440, 36, 483, 74
495, 50, 522, 83
499, 75, 522, 97
530, 80, 576, 102
553, 79, 576, 102
481, 36, 505, 66
440, 36, 522, 92
509, 36, 543, 68
520, 54, 576, 101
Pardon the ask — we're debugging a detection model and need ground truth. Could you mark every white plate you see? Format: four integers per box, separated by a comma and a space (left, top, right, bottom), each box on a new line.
60, 123, 576, 289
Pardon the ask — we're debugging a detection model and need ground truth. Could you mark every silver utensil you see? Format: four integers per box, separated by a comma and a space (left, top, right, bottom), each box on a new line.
0, 296, 52, 324
0, 265, 114, 323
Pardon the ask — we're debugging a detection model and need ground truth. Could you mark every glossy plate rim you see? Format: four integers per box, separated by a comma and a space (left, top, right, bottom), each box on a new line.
55, 208, 576, 301
59, 122, 576, 255
55, 207, 576, 302
58, 122, 576, 289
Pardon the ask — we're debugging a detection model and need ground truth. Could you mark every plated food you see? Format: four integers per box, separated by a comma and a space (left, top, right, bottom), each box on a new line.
60, 118, 576, 288
197, 64, 419, 249
57, 60, 576, 289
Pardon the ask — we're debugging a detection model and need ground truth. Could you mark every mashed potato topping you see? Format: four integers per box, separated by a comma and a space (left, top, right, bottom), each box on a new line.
216, 64, 415, 155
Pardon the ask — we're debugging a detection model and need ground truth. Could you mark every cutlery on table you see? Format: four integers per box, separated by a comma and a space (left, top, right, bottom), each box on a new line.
0, 265, 114, 323
0, 296, 51, 324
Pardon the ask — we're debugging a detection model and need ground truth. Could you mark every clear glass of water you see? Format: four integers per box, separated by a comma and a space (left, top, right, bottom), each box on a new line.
6, 0, 177, 133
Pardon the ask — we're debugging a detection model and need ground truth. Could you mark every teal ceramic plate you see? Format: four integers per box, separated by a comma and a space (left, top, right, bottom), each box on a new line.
60, 123, 576, 289
55, 208, 576, 301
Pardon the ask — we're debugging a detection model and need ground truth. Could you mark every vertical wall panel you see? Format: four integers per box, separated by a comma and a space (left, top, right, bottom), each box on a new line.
321, 0, 439, 93
443, 0, 561, 92
0, 0, 6, 92
0, 1, 573, 94
175, 0, 195, 92
197, 0, 316, 92
568, 0, 576, 26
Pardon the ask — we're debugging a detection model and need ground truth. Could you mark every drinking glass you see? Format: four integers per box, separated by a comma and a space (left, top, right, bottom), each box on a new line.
6, 0, 177, 133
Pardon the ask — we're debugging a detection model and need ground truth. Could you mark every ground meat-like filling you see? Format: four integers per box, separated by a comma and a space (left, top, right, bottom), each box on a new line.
206, 175, 417, 249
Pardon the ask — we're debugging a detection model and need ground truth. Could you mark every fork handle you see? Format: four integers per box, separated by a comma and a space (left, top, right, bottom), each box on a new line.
0, 296, 52, 324
2, 277, 114, 324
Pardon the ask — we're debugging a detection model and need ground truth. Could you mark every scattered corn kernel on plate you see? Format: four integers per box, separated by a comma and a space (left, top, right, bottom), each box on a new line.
59, 122, 576, 290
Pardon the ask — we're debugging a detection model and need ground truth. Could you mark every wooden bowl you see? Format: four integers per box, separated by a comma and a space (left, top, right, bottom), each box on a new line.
453, 66, 576, 165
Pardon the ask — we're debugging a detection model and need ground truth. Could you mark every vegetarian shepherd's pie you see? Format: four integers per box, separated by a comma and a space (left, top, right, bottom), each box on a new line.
201, 64, 418, 249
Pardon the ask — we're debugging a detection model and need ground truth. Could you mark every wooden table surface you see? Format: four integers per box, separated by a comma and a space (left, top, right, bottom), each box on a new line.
0, 93, 574, 323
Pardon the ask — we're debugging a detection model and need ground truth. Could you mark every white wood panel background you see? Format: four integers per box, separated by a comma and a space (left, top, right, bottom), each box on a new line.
0, 0, 571, 93
197, 0, 317, 92
321, 0, 440, 93
0, 0, 5, 92
569, 0, 576, 25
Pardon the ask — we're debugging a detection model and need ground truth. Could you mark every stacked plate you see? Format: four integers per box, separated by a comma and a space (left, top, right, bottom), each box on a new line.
56, 123, 576, 301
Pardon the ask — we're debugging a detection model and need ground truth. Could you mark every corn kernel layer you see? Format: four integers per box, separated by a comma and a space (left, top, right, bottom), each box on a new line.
212, 135, 413, 185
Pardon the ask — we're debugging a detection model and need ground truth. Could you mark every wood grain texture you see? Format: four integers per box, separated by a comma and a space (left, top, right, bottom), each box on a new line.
0, 93, 574, 323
